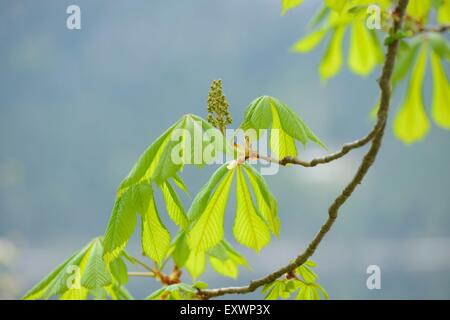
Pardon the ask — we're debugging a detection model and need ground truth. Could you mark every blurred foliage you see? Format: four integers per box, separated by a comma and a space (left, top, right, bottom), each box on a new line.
286, 0, 450, 144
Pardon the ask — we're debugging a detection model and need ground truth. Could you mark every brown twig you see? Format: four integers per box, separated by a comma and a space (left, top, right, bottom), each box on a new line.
419, 24, 450, 33
199, 0, 410, 299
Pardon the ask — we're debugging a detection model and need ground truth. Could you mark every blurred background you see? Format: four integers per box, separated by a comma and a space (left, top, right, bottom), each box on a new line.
1, 0, 450, 300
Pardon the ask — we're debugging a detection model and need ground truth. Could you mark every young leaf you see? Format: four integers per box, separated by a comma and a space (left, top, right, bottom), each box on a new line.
394, 45, 430, 144
171, 231, 191, 267
161, 181, 188, 229
118, 114, 231, 190
185, 250, 206, 280
208, 240, 249, 279
281, 0, 304, 16
109, 256, 128, 286
438, 0, 450, 24
80, 239, 112, 289
270, 104, 298, 159
320, 26, 346, 81
430, 50, 450, 128
188, 168, 235, 252
348, 21, 383, 75
241, 96, 326, 154
233, 166, 271, 252
243, 164, 280, 236
324, 0, 347, 13
291, 29, 328, 53
263, 281, 286, 300
187, 163, 230, 223
103, 186, 139, 263
23, 237, 116, 300
140, 183, 171, 265
392, 39, 421, 87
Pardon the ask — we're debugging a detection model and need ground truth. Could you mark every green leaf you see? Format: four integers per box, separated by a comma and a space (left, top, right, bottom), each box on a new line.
171, 231, 191, 267
296, 264, 317, 283
243, 164, 280, 236
118, 114, 231, 190
188, 168, 235, 252
60, 287, 89, 300
429, 33, 450, 61
185, 250, 206, 280
295, 281, 328, 300
109, 256, 128, 285
22, 251, 80, 300
194, 281, 209, 289
281, 0, 304, 15
320, 26, 346, 81
103, 186, 139, 263
146, 283, 197, 300
207, 240, 249, 279
263, 280, 286, 300
234, 167, 271, 252
394, 45, 430, 144
80, 239, 112, 289
348, 22, 383, 75
392, 39, 421, 87
325, 0, 347, 13
187, 163, 230, 223
23, 238, 115, 300
140, 183, 171, 265
172, 173, 189, 195
291, 29, 328, 53
270, 104, 298, 159
431, 50, 450, 128
438, 0, 450, 24
241, 96, 326, 154
161, 181, 188, 229
308, 5, 330, 28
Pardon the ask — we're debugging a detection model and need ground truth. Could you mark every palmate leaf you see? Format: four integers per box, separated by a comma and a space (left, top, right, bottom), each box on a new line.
234, 166, 271, 252
394, 45, 430, 143
23, 237, 120, 300
183, 161, 279, 278
118, 114, 230, 190
102, 114, 230, 263
188, 163, 280, 252
241, 96, 326, 158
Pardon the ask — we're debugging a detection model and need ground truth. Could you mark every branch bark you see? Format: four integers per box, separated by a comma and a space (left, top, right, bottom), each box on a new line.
200, 0, 410, 299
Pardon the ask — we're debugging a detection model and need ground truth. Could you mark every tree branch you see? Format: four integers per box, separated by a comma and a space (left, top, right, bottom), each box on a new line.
199, 0, 410, 299
419, 24, 450, 33
278, 129, 376, 167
